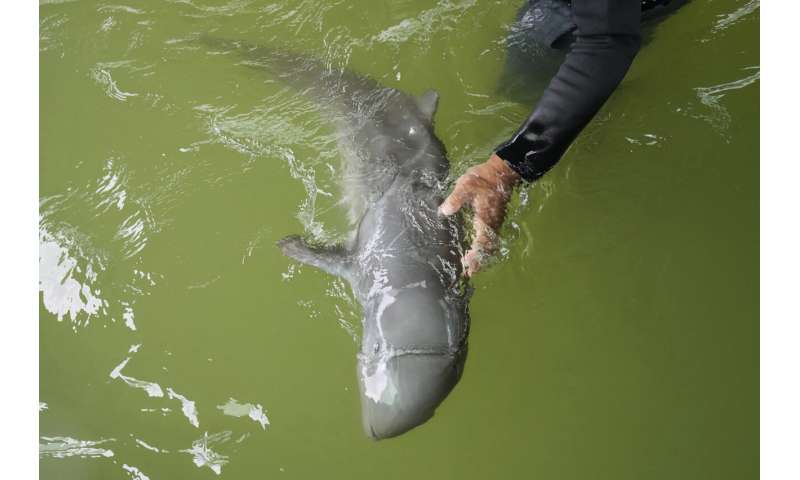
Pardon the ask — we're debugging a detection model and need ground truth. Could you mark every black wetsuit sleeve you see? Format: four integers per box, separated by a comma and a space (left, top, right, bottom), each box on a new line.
495, 0, 642, 181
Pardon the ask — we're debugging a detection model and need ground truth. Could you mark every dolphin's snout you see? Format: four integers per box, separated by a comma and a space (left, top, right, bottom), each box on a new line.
358, 353, 463, 440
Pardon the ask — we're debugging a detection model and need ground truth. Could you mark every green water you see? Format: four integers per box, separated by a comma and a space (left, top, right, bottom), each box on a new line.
40, 1, 759, 478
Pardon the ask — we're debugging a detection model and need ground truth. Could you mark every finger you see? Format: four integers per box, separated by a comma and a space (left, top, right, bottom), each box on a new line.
462, 217, 496, 277
463, 248, 481, 278
438, 184, 471, 216
472, 216, 497, 255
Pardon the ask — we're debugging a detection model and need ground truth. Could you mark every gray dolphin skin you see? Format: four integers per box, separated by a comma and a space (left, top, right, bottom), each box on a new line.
201, 36, 471, 440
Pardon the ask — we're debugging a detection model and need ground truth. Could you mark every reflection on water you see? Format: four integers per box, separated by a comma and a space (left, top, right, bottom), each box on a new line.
166, 387, 201, 428
180, 431, 233, 475
40, 338, 274, 474
39, 180, 158, 330
39, 436, 115, 459
134, 438, 167, 454
110, 352, 165, 398
109, 345, 203, 427
39, 225, 105, 325
217, 398, 270, 429
122, 464, 151, 480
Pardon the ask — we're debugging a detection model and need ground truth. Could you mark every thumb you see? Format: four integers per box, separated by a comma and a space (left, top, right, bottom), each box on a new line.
438, 186, 470, 216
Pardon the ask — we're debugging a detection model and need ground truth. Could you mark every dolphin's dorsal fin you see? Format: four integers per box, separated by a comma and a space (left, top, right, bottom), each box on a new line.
417, 89, 439, 122
277, 235, 353, 280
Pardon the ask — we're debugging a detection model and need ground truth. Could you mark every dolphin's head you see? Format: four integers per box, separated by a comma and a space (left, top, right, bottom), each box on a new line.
362, 90, 449, 179
357, 349, 467, 440
356, 283, 469, 440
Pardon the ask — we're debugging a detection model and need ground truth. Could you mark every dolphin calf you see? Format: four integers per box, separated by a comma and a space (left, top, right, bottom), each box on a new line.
201, 37, 471, 440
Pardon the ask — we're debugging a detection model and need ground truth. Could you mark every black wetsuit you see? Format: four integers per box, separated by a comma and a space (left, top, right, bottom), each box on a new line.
496, 0, 677, 181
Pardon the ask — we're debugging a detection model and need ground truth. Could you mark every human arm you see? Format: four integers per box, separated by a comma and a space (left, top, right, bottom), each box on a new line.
440, 0, 642, 276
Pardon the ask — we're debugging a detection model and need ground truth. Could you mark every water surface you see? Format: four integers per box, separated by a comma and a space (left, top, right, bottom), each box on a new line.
40, 1, 759, 478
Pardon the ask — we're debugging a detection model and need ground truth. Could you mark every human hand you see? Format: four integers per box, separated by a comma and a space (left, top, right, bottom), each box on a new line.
438, 154, 521, 277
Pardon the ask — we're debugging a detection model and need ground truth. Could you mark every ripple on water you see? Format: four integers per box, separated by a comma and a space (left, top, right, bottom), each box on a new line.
197, 96, 342, 244
38, 220, 156, 331
39, 155, 161, 331
39, 11, 69, 53
693, 67, 760, 133
89, 61, 145, 102
168, 0, 259, 19
374, 0, 477, 46
712, 0, 759, 33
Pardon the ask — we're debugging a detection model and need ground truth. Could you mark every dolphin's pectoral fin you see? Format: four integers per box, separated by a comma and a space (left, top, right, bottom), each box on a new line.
416, 89, 439, 122
277, 235, 352, 279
